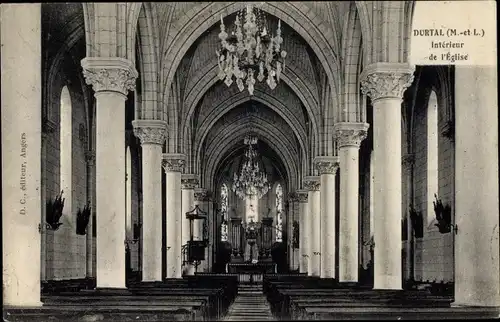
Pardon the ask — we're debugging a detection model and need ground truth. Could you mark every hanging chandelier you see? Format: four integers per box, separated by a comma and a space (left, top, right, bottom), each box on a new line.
232, 136, 270, 200
216, 4, 287, 95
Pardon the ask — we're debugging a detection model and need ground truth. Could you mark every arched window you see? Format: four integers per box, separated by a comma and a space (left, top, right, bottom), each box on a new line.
60, 86, 72, 220
427, 91, 439, 226
220, 183, 228, 242
275, 184, 283, 242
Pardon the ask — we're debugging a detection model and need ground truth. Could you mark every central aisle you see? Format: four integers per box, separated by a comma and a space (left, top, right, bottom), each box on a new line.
224, 284, 276, 321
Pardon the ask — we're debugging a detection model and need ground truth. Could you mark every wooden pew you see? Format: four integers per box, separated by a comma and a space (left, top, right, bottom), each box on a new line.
300, 306, 500, 321
289, 297, 453, 320
264, 277, 453, 320
43, 286, 226, 320
4, 305, 197, 321
30, 274, 239, 321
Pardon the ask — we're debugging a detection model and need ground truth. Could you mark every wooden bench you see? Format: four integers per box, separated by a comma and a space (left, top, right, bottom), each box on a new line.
301, 306, 500, 320
264, 277, 453, 320
28, 275, 239, 321
42, 284, 234, 320
289, 297, 453, 320
4, 305, 197, 321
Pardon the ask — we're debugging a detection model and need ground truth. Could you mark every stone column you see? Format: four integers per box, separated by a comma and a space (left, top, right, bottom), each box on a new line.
453, 66, 500, 307
133, 120, 168, 281
181, 174, 198, 275
81, 57, 137, 288
296, 190, 309, 274
206, 194, 215, 272
402, 153, 415, 283
314, 156, 340, 279
194, 188, 208, 271
304, 176, 321, 277
162, 154, 185, 279
287, 193, 298, 271
360, 62, 414, 290
41, 121, 56, 282
85, 150, 96, 279
334, 123, 369, 282
2, 3, 42, 306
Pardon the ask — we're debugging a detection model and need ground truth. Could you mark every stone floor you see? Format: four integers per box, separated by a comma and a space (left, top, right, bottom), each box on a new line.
224, 284, 275, 321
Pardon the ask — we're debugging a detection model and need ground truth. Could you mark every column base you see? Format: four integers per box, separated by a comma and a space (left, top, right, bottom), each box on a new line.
339, 277, 359, 283
94, 287, 131, 295
141, 278, 163, 282
451, 302, 500, 309
320, 274, 335, 279
319, 277, 336, 282
338, 281, 359, 288
3, 302, 43, 308
373, 275, 403, 290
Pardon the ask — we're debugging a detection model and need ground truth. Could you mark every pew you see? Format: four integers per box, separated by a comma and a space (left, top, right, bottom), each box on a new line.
300, 306, 500, 320
4, 305, 198, 321
8, 274, 239, 321
263, 275, 455, 320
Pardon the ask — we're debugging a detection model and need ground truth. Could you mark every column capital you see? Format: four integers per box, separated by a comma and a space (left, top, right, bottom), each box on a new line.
132, 120, 168, 146
303, 176, 320, 191
194, 188, 208, 201
181, 174, 199, 190
81, 57, 138, 95
360, 63, 415, 101
162, 153, 186, 173
402, 153, 415, 170
42, 118, 57, 135
296, 190, 309, 203
85, 150, 96, 165
334, 122, 370, 148
314, 156, 340, 175
288, 192, 298, 202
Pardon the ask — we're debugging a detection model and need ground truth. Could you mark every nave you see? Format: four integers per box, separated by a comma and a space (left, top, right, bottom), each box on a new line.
2, 2, 499, 320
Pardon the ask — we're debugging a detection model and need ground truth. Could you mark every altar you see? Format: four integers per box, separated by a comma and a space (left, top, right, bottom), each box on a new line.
227, 260, 276, 284
225, 217, 277, 283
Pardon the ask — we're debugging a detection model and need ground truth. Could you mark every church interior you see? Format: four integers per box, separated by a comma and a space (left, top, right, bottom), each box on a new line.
2, 2, 499, 321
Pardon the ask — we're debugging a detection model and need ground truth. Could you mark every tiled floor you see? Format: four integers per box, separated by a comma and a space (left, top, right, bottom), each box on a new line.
224, 284, 275, 321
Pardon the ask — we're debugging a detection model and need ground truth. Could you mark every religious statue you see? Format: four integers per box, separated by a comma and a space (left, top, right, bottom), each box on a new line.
242, 218, 261, 263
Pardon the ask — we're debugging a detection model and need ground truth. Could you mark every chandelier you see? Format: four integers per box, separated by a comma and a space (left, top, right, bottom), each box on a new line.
232, 136, 270, 200
217, 4, 287, 95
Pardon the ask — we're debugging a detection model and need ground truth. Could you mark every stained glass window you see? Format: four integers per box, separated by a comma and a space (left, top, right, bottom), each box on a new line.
221, 183, 228, 241
276, 184, 283, 242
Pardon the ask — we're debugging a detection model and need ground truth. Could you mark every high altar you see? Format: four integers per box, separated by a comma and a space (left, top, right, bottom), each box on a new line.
226, 215, 277, 280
